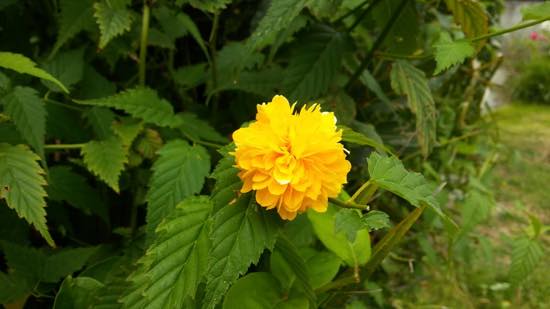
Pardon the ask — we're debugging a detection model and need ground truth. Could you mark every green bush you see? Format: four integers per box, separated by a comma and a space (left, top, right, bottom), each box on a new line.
512, 57, 550, 104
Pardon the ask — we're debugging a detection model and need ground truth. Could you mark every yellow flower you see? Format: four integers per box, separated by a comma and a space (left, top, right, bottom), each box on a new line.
232, 95, 351, 220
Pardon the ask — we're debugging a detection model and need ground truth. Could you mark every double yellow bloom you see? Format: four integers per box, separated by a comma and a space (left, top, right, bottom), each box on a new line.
232, 95, 351, 220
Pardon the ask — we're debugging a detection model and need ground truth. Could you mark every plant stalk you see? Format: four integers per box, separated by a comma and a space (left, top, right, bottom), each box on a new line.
44, 144, 85, 150
345, 0, 409, 91
471, 17, 550, 42
347, 0, 385, 32
209, 13, 220, 89
328, 197, 369, 210
138, 2, 151, 86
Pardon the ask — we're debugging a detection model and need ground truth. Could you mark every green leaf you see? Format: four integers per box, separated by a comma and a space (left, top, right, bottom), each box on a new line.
2, 86, 46, 157
204, 193, 280, 309
455, 188, 494, 243
0, 144, 53, 246
0, 271, 33, 304
74, 87, 179, 127
335, 209, 390, 242
2, 241, 97, 283
248, 0, 308, 49
390, 60, 436, 157
367, 152, 450, 221
363, 210, 391, 231
273, 236, 315, 304
359, 69, 390, 104
135, 128, 163, 159
284, 25, 348, 101
177, 0, 232, 13
122, 196, 212, 308
145, 140, 210, 238
112, 118, 143, 147
222, 272, 282, 309
521, 2, 550, 20
53, 276, 104, 309
47, 165, 108, 221
444, 0, 488, 41
0, 52, 68, 93
93, 0, 133, 49
172, 63, 207, 89
299, 248, 342, 289
177, 113, 228, 144
51, 0, 95, 57
340, 125, 392, 154
209, 145, 240, 212
433, 32, 475, 75
373, 0, 419, 54
509, 236, 544, 286
177, 12, 210, 60
319, 91, 356, 125
307, 204, 371, 266
42, 48, 85, 92
81, 137, 128, 192
84, 106, 116, 140
210, 67, 283, 98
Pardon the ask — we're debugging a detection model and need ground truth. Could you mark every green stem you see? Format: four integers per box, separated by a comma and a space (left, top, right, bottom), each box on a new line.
349, 180, 371, 203
471, 17, 550, 43
345, 0, 409, 91
138, 2, 151, 86
328, 197, 369, 210
335, 0, 369, 24
44, 143, 85, 150
347, 0, 384, 32
209, 13, 220, 89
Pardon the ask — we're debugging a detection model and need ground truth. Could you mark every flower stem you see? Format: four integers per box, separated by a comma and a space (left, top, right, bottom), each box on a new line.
471, 17, 550, 43
138, 2, 151, 86
328, 197, 369, 210
44, 143, 85, 150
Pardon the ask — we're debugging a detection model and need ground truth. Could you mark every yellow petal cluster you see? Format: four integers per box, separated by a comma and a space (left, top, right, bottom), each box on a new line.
232, 95, 351, 220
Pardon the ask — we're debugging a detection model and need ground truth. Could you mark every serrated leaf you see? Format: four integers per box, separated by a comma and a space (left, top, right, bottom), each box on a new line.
84, 106, 116, 140
433, 32, 475, 75
50, 0, 95, 57
112, 118, 143, 147
94, 0, 133, 49
172, 63, 207, 89
177, 0, 232, 13
307, 204, 371, 266
42, 48, 85, 92
2, 86, 46, 157
340, 125, 392, 154
455, 188, 494, 243
0, 52, 68, 93
521, 2, 550, 20
47, 165, 108, 221
509, 237, 544, 286
203, 193, 280, 309
145, 140, 210, 238
81, 137, 128, 192
334, 209, 389, 243
177, 112, 228, 144
362, 210, 391, 231
122, 196, 212, 309
367, 152, 452, 225
444, 0, 488, 43
75, 87, 179, 127
210, 67, 283, 99
0, 144, 53, 246
209, 144, 240, 212
135, 128, 163, 159
284, 25, 347, 101
390, 61, 436, 157
248, 0, 308, 49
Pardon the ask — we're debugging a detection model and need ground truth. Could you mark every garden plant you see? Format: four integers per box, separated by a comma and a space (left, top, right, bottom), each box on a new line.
0, 0, 549, 308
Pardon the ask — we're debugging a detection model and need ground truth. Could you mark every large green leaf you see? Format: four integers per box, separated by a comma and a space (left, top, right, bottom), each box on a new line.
0, 52, 68, 93
42, 48, 85, 92
521, 2, 550, 20
444, 0, 488, 41
209, 144, 240, 212
335, 209, 390, 242
284, 25, 348, 101
75, 87, 180, 127
122, 196, 212, 309
0, 144, 53, 246
390, 60, 436, 157
50, 0, 95, 57
509, 236, 544, 286
93, 0, 133, 49
433, 32, 475, 75
81, 137, 128, 193
299, 248, 342, 289
2, 241, 97, 283
2, 86, 46, 157
203, 193, 280, 309
367, 152, 452, 225
47, 165, 108, 221
248, 0, 308, 49
145, 140, 210, 238
307, 204, 371, 266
